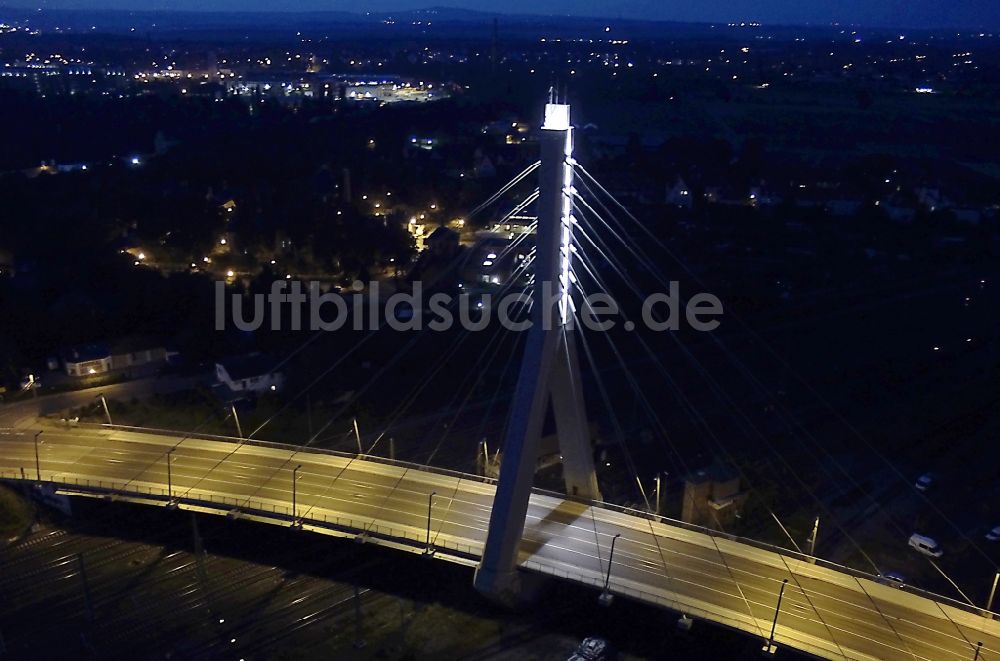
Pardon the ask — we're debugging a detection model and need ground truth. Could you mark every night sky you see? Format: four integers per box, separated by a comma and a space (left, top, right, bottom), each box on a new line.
3, 0, 999, 30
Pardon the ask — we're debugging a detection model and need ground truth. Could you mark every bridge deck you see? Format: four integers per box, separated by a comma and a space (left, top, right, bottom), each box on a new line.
1, 425, 997, 660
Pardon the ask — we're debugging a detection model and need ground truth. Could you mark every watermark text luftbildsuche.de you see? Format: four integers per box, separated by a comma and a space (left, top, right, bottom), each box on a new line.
215, 280, 722, 333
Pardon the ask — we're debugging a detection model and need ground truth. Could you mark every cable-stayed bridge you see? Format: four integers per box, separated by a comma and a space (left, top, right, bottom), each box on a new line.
2, 101, 998, 660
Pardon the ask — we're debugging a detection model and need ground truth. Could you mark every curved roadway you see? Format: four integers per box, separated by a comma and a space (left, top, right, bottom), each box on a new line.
0, 425, 997, 661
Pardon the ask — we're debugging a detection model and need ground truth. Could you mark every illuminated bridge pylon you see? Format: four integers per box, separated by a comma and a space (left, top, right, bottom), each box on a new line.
474, 101, 601, 602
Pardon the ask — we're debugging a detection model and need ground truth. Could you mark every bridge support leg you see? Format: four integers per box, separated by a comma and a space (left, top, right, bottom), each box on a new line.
551, 331, 601, 500
475, 100, 600, 603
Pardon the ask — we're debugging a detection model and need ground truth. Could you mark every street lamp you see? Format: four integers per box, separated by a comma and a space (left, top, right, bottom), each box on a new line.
654, 472, 667, 517
292, 464, 302, 528
807, 516, 820, 558
987, 570, 999, 614
166, 448, 175, 507
231, 404, 243, 439
34, 430, 43, 481
97, 394, 113, 426
353, 418, 363, 454
291, 465, 302, 527
425, 491, 436, 554
763, 578, 789, 655
598, 532, 622, 607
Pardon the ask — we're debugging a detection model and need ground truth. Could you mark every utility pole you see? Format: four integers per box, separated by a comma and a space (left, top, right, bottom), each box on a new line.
598, 533, 622, 607
33, 431, 42, 481
763, 578, 789, 655
425, 491, 436, 554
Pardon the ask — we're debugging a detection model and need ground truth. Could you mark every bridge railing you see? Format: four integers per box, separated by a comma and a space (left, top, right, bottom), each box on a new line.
530, 487, 996, 619
85, 422, 499, 486
521, 558, 844, 659
59, 423, 995, 619
0, 467, 482, 563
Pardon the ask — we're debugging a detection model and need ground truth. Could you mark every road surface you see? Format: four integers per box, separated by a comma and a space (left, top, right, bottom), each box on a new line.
0, 374, 206, 428
0, 424, 996, 660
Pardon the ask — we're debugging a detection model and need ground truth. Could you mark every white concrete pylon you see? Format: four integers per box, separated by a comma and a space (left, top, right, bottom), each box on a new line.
475, 102, 601, 602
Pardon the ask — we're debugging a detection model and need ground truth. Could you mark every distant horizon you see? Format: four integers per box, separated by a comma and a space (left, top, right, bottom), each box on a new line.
2, 0, 999, 31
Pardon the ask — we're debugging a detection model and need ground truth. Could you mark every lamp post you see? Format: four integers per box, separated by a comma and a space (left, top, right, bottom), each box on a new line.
292, 465, 302, 527
166, 448, 175, 506
763, 578, 789, 654
974, 641, 983, 661
598, 533, 622, 607
807, 516, 820, 558
425, 491, 436, 553
231, 404, 243, 439
655, 472, 666, 517
353, 418, 363, 454
98, 394, 113, 426
33, 431, 42, 481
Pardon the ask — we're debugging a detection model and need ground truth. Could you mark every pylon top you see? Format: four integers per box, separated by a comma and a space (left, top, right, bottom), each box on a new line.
542, 103, 571, 131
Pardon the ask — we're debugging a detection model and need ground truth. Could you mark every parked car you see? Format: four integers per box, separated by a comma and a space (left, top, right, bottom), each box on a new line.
877, 571, 908, 588
986, 526, 1000, 542
914, 473, 935, 492
570, 637, 614, 661
908, 533, 944, 558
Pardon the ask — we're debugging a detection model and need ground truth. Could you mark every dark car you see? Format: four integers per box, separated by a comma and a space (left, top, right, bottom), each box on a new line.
570, 637, 615, 661
877, 571, 907, 588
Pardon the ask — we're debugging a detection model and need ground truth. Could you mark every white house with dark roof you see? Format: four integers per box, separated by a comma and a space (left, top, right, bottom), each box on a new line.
215, 353, 285, 393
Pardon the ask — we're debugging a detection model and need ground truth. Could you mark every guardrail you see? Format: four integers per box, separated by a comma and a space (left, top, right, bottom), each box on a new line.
85, 422, 499, 486
519, 558, 832, 657
0, 468, 481, 564
27, 423, 1000, 620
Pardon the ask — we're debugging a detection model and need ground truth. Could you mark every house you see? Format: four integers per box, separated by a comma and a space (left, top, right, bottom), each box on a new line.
62, 337, 172, 378
705, 185, 755, 207
915, 187, 951, 212
951, 208, 982, 224
681, 464, 747, 530
881, 199, 917, 223
426, 226, 460, 258
62, 344, 112, 377
827, 199, 864, 217
665, 177, 693, 209
108, 337, 171, 372
215, 353, 285, 393
461, 235, 532, 286
472, 151, 497, 178
748, 184, 783, 208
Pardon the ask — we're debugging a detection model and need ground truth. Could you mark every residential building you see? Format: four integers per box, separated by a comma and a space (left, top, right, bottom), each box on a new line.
215, 353, 285, 393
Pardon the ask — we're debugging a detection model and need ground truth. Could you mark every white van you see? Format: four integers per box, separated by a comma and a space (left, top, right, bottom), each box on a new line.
908, 533, 943, 558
